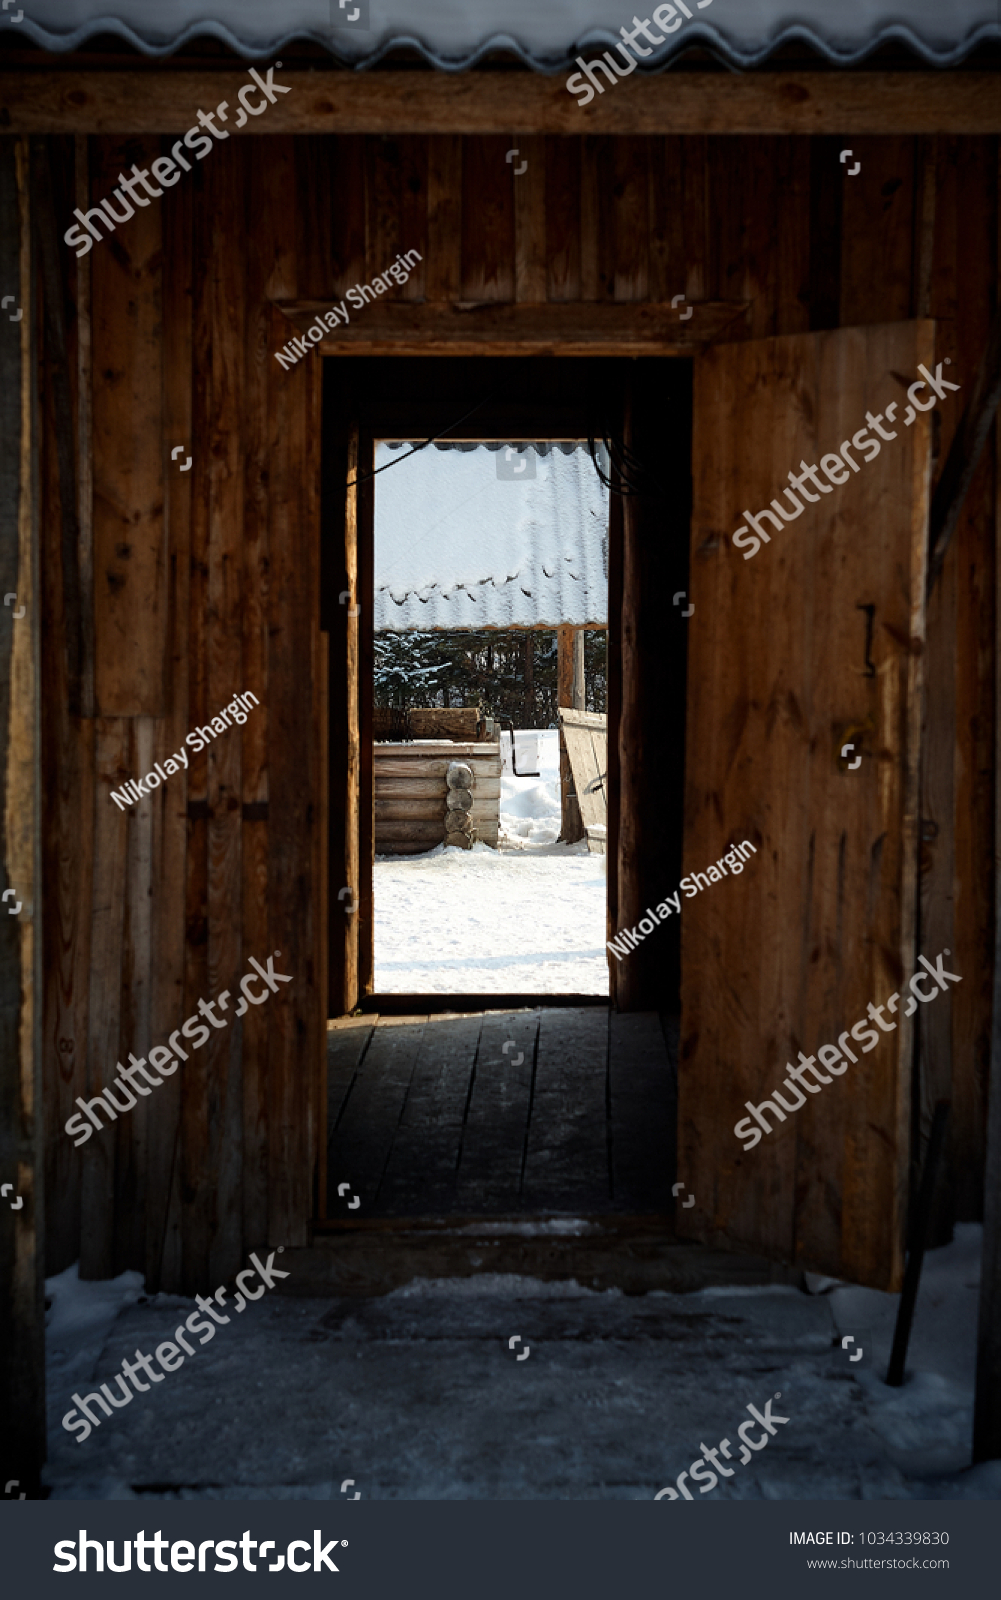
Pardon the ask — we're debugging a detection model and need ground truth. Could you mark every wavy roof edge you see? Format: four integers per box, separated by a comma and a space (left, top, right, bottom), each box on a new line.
13, 20, 1001, 70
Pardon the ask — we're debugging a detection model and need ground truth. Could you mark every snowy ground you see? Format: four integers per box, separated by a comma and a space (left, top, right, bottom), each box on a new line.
374, 730, 608, 994
43, 1226, 1000, 1500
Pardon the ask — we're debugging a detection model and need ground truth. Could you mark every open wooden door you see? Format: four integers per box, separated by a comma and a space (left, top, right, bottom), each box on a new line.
679, 322, 935, 1291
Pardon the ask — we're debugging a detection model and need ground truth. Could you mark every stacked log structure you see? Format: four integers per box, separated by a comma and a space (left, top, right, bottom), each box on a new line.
373, 740, 502, 855
445, 761, 475, 849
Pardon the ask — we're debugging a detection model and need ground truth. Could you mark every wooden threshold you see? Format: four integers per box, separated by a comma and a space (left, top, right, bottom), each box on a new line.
358, 992, 608, 1013
5, 72, 1001, 136
278, 1214, 801, 1297
278, 299, 748, 357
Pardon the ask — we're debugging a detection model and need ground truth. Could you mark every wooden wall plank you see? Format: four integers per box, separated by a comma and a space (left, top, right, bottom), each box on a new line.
839, 136, 915, 327
266, 321, 321, 1245
203, 141, 247, 1286
0, 130, 45, 1492
145, 136, 193, 1294
513, 134, 546, 304
81, 720, 129, 1279
40, 136, 95, 1277
426, 135, 462, 303
399, 135, 428, 301
461, 135, 514, 302
613, 137, 649, 302
947, 135, 997, 1223
90, 136, 166, 717
545, 138, 580, 303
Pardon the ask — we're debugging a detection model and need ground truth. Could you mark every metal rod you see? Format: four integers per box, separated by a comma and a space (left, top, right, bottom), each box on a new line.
885, 1099, 951, 1387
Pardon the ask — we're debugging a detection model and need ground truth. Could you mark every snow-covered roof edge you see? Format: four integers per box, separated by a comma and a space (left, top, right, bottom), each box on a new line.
12, 2, 1001, 70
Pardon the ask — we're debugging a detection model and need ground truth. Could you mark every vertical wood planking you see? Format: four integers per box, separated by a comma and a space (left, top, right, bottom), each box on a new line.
580, 136, 614, 302
204, 140, 246, 1285
399, 136, 428, 300
612, 138, 648, 302
180, 137, 214, 1290
266, 323, 320, 1245
426, 135, 462, 303
366, 134, 402, 279
90, 136, 166, 717
146, 140, 193, 1293
546, 138, 580, 302
241, 134, 296, 1253
40, 137, 94, 1274
461, 136, 514, 302
839, 137, 916, 326
774, 137, 811, 336
80, 721, 129, 1278
0, 132, 45, 1490
513, 134, 546, 303
948, 137, 997, 1221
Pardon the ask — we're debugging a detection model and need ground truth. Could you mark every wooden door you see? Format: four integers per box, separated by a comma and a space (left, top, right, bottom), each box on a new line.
679, 322, 934, 1291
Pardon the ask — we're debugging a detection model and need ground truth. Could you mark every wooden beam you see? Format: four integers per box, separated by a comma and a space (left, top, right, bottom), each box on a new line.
4, 72, 1001, 137
277, 298, 748, 357
0, 132, 45, 1497
972, 406, 1001, 1462
926, 304, 1001, 598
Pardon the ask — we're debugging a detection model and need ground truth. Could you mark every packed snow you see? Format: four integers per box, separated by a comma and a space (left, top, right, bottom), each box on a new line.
374, 729, 608, 993
44, 1227, 1000, 1500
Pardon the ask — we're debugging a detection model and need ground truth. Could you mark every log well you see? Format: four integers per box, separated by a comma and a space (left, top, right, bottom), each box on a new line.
374, 741, 501, 854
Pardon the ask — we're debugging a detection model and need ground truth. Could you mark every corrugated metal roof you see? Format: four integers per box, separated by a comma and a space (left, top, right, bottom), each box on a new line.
374, 442, 608, 632
14, 1, 1000, 68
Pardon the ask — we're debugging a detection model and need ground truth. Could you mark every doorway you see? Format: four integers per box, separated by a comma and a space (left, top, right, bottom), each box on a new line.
320, 355, 694, 1226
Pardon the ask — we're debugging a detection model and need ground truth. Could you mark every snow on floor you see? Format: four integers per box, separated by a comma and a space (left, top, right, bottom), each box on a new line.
375, 729, 608, 993
43, 1228, 1001, 1501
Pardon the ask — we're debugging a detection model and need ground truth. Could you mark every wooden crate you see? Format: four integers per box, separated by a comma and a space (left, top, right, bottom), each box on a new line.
374, 740, 502, 855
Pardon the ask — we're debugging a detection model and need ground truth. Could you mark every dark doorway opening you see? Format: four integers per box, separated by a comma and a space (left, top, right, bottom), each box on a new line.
320, 356, 692, 1230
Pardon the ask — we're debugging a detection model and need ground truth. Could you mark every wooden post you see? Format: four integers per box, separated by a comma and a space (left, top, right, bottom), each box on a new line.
0, 133, 45, 1496
973, 400, 1001, 1460
557, 625, 583, 843
573, 627, 586, 711
523, 630, 535, 724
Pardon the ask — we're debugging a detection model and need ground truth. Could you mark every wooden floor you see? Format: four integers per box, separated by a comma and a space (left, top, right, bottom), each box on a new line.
325, 1008, 677, 1219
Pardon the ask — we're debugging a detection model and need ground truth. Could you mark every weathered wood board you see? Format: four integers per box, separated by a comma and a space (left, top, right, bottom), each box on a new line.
558, 708, 607, 852
680, 321, 932, 1291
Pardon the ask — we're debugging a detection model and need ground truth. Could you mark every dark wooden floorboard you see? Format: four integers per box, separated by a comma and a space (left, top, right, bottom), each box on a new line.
378, 1013, 485, 1213
456, 1009, 540, 1212
326, 1015, 427, 1215
521, 1007, 611, 1213
325, 1007, 676, 1219
609, 1011, 675, 1212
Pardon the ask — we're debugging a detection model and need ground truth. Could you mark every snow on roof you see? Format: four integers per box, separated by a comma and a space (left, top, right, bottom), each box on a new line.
374, 443, 608, 632
19, 1, 999, 69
